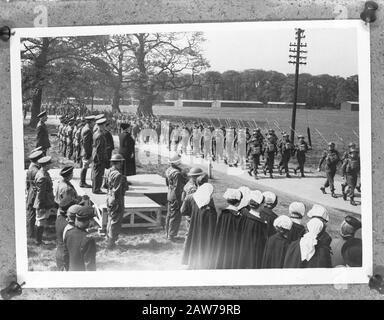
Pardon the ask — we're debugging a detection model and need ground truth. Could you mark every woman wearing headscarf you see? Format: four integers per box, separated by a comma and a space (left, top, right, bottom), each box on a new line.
236, 190, 269, 269
209, 188, 242, 269
262, 215, 292, 269
260, 191, 278, 237
181, 182, 217, 269
283, 216, 332, 268
287, 202, 306, 242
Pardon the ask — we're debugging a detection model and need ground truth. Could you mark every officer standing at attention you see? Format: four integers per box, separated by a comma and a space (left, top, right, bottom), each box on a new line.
278, 133, 294, 178
80, 115, 95, 188
104, 154, 128, 250
341, 149, 360, 206
36, 110, 51, 156
92, 118, 108, 194
294, 135, 310, 177
165, 152, 186, 241
318, 142, 341, 198
26, 150, 44, 239
33, 156, 57, 245
63, 205, 97, 271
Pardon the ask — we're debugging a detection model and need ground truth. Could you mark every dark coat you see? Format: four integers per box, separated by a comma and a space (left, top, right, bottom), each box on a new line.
55, 214, 69, 271
235, 209, 269, 269
259, 206, 278, 237
287, 222, 306, 242
36, 120, 51, 150
118, 132, 136, 176
104, 130, 115, 166
92, 130, 108, 164
81, 125, 93, 159
181, 195, 217, 269
64, 227, 96, 271
262, 232, 290, 269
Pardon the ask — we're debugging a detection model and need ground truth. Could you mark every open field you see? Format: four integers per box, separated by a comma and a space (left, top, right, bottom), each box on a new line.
23, 117, 361, 271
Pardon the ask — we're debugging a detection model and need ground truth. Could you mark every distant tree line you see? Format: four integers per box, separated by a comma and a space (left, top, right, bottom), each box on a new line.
164, 70, 358, 109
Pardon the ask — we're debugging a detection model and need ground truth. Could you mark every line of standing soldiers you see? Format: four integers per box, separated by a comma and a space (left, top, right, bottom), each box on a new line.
246, 128, 310, 179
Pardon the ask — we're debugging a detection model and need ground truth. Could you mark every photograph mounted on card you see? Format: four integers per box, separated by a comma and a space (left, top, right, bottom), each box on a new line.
10, 20, 372, 287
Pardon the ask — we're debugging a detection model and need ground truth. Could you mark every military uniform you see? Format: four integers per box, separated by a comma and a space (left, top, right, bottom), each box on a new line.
26, 160, 40, 238
262, 135, 278, 178
294, 139, 309, 177
33, 164, 56, 244
104, 166, 128, 247
80, 121, 93, 187
319, 146, 341, 196
64, 226, 96, 271
247, 136, 263, 178
341, 151, 360, 205
66, 123, 74, 159
36, 119, 51, 154
165, 165, 186, 239
181, 179, 198, 202
62, 123, 68, 157
58, 121, 64, 153
278, 136, 294, 177
104, 129, 115, 169
91, 128, 108, 193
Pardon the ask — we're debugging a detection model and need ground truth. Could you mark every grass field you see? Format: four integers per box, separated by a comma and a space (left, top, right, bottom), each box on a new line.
23, 110, 360, 271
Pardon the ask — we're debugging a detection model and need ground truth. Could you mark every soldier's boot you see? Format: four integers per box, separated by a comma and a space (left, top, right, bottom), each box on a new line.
342, 191, 347, 201
331, 191, 337, 198
35, 226, 44, 245
356, 185, 361, 193
278, 167, 283, 175
293, 168, 297, 175
248, 169, 253, 176
350, 197, 357, 206
286, 173, 291, 178
79, 169, 92, 188
341, 182, 346, 194
263, 167, 267, 176
320, 187, 326, 194
269, 172, 273, 179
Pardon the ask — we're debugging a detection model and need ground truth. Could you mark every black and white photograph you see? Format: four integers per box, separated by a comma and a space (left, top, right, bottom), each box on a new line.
11, 20, 372, 287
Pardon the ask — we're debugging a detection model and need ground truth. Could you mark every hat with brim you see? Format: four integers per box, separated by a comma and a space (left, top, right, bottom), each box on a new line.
37, 110, 47, 118
60, 165, 74, 177
31, 146, 43, 153
85, 115, 96, 121
37, 156, 52, 165
75, 206, 95, 220
94, 114, 104, 120
29, 150, 43, 161
96, 118, 107, 125
187, 167, 204, 176
110, 154, 125, 162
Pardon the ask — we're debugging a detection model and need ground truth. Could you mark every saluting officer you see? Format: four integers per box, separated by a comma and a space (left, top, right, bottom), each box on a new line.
247, 130, 264, 179
26, 150, 44, 238
91, 118, 108, 194
294, 135, 310, 177
278, 133, 294, 178
63, 206, 97, 271
104, 154, 128, 250
36, 110, 51, 155
80, 116, 95, 188
33, 156, 57, 245
341, 149, 360, 206
318, 142, 341, 198
165, 153, 187, 241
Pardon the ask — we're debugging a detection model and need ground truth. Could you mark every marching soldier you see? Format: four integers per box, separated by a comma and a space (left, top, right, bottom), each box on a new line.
104, 154, 128, 250
262, 132, 278, 178
91, 118, 108, 194
341, 149, 360, 206
80, 116, 95, 188
165, 153, 186, 241
318, 142, 341, 198
278, 133, 294, 178
341, 142, 361, 193
293, 135, 310, 177
26, 150, 44, 238
247, 130, 264, 179
54, 165, 85, 270
63, 205, 97, 271
33, 156, 57, 245
36, 110, 51, 155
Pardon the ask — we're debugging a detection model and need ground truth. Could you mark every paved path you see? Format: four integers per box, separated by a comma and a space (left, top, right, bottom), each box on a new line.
137, 143, 361, 215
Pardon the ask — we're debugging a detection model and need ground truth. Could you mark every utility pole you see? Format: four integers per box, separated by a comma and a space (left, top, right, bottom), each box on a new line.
288, 28, 307, 144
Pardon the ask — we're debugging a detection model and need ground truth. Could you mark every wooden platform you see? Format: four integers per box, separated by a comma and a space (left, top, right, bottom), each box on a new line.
31, 169, 167, 229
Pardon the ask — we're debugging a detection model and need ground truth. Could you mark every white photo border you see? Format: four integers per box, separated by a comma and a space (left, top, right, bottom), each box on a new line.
11, 19, 372, 288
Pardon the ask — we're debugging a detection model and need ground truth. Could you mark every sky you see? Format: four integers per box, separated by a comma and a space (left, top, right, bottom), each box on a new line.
202, 27, 357, 78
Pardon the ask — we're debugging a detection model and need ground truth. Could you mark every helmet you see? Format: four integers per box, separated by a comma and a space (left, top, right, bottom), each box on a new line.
110, 154, 125, 162
187, 167, 204, 176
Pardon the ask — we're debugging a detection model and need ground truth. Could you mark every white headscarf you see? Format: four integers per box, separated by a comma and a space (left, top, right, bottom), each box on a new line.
307, 204, 329, 222
273, 215, 293, 230
237, 186, 251, 210
193, 183, 214, 209
299, 218, 324, 262
223, 188, 242, 201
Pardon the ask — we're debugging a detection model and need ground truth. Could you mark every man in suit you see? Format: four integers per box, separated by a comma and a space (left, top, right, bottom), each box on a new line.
118, 123, 136, 176
91, 118, 108, 194
80, 116, 95, 188
36, 111, 51, 155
